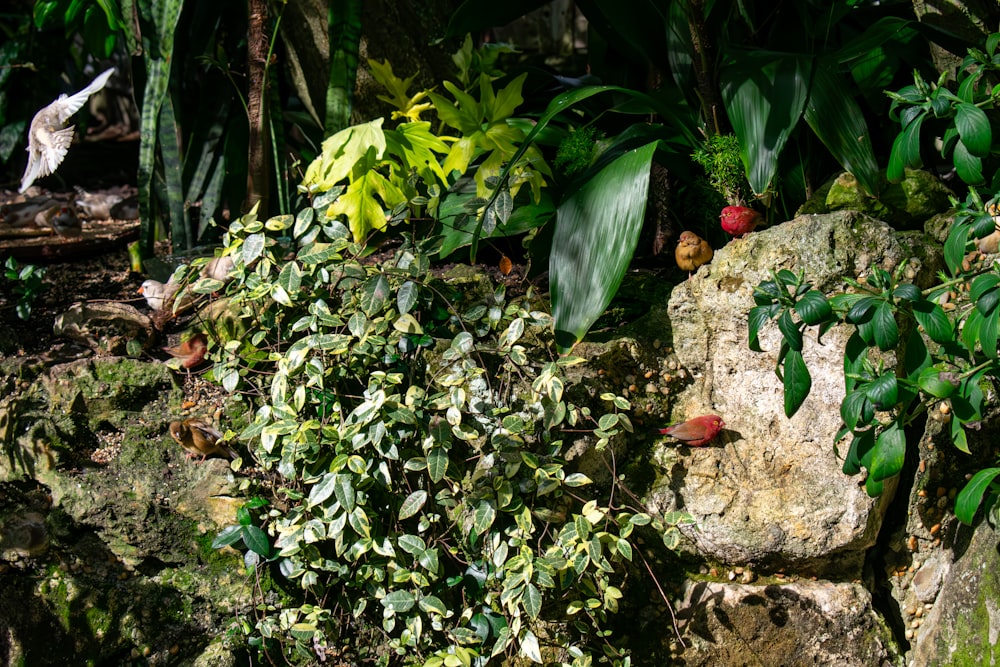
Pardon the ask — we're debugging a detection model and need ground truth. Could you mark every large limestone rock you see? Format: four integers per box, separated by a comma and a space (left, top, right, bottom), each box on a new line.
648, 211, 940, 573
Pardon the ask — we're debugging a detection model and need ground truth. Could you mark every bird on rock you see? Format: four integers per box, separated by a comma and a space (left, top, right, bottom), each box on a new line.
675, 231, 713, 277
162, 332, 208, 369
20, 68, 115, 193
656, 415, 726, 446
169, 418, 237, 462
720, 205, 762, 238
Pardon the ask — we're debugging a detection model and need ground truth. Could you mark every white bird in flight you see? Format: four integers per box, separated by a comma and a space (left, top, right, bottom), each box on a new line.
20, 67, 115, 193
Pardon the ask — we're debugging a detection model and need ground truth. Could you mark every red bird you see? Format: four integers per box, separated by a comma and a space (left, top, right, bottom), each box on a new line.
656, 415, 725, 446
720, 206, 762, 238
163, 332, 208, 369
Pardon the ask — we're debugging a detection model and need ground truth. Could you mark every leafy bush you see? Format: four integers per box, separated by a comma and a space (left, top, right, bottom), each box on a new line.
3, 257, 46, 321
749, 32, 1000, 524
201, 203, 685, 664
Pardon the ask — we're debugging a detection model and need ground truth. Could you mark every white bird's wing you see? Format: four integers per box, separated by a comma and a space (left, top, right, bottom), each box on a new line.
53, 68, 115, 123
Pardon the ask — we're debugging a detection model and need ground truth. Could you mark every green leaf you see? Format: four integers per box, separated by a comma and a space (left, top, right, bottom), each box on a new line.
887, 112, 924, 182
212, 524, 243, 549
802, 62, 880, 195
953, 140, 984, 185
843, 429, 875, 475
550, 142, 657, 352
955, 103, 991, 156
912, 300, 953, 343
427, 446, 448, 482
865, 372, 898, 408
840, 390, 871, 431
870, 422, 905, 482
955, 468, 1000, 525
397, 281, 418, 314
748, 304, 775, 351
944, 221, 971, 275
334, 473, 356, 512
520, 630, 542, 664
242, 232, 266, 265
242, 524, 272, 557
473, 500, 497, 535
872, 301, 899, 351
381, 590, 416, 613
782, 349, 811, 418
794, 290, 833, 325
398, 490, 427, 520
721, 53, 810, 195
361, 274, 391, 316
777, 310, 803, 351
917, 367, 957, 398
523, 582, 542, 619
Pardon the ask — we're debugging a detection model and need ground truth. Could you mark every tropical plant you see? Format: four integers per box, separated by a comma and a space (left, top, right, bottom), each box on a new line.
198, 201, 688, 665
748, 32, 1000, 523
3, 257, 46, 321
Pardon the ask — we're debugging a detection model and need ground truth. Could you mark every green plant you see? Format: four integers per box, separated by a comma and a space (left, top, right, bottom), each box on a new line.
749, 32, 1000, 523
3, 257, 47, 320
202, 201, 687, 665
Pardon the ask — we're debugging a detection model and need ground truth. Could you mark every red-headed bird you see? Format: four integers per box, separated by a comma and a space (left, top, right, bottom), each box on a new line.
656, 415, 725, 446
720, 206, 762, 238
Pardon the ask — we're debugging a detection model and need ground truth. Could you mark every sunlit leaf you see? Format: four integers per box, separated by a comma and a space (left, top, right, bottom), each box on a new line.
550, 142, 657, 352
955, 468, 1000, 525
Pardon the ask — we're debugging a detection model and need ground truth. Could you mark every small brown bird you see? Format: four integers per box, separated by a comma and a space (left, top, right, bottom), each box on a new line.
162, 332, 208, 369
200, 255, 235, 282
675, 231, 714, 277
20, 68, 115, 193
169, 418, 237, 462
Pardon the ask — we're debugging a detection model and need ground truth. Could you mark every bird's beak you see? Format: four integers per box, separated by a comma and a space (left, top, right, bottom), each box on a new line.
137, 286, 144, 295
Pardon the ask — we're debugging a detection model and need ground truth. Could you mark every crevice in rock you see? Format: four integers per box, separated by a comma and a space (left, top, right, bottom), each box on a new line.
864, 412, 926, 655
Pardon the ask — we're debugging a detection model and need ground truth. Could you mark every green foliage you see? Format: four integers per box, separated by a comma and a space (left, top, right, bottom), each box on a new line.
3, 257, 46, 321
886, 38, 1000, 186
33, 0, 123, 58
751, 31, 1000, 523
554, 126, 601, 178
208, 203, 680, 665
692, 134, 750, 204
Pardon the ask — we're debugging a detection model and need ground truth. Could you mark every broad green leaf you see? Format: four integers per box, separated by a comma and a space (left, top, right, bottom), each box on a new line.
242, 232, 265, 265
212, 524, 243, 548
334, 473, 355, 512
865, 372, 899, 408
782, 349, 811, 417
912, 300, 953, 342
794, 290, 833, 325
748, 304, 775, 352
953, 140, 984, 185
870, 422, 905, 482
328, 170, 407, 241
843, 429, 875, 475
887, 112, 924, 182
397, 281, 418, 314
944, 220, 971, 275
778, 310, 803, 351
309, 472, 337, 506
302, 119, 387, 190
427, 446, 448, 482
381, 590, 416, 613
523, 582, 542, 619
519, 629, 542, 664
802, 62, 880, 195
242, 524, 271, 557
277, 260, 302, 297
917, 367, 957, 398
955, 468, 1000, 525
398, 490, 428, 520
361, 274, 391, 316
955, 103, 991, 156
872, 301, 899, 350
721, 53, 810, 195
474, 500, 497, 535
550, 142, 657, 352
840, 390, 871, 431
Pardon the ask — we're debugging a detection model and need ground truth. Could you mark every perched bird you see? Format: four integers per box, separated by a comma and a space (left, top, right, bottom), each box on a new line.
675, 231, 713, 277
656, 415, 726, 446
20, 68, 115, 193
162, 332, 208, 369
200, 255, 234, 282
73, 186, 123, 220
720, 205, 763, 238
169, 418, 237, 462
41, 205, 82, 238
138, 279, 188, 312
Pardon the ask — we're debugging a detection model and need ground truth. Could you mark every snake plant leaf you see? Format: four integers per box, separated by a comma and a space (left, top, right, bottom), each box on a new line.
721, 52, 810, 196
550, 141, 657, 353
